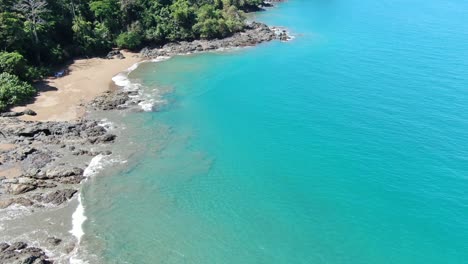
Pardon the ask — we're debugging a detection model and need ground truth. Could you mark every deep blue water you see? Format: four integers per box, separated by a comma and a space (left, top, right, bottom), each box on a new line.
81, 0, 468, 263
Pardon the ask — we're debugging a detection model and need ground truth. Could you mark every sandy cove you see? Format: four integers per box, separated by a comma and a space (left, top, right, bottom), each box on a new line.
12, 50, 141, 122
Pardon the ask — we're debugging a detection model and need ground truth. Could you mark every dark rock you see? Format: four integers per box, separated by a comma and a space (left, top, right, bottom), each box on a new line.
18, 127, 51, 137
23, 109, 37, 116
82, 125, 106, 137
0, 243, 9, 252
140, 22, 290, 60
89, 91, 133, 110
0, 112, 24, 117
46, 237, 62, 246
106, 50, 124, 59
21, 151, 53, 174
34, 181, 57, 189
38, 189, 77, 205
72, 149, 89, 156
12, 147, 37, 160
8, 242, 27, 251
100, 134, 116, 142
89, 134, 116, 144
0, 242, 51, 264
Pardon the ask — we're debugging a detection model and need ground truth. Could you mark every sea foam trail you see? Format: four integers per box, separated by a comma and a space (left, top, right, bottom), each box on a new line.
70, 194, 86, 243
69, 154, 104, 241
69, 154, 103, 241
112, 57, 170, 112
68, 154, 106, 264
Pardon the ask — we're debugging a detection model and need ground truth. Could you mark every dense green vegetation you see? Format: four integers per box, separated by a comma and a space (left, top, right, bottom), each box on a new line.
0, 72, 35, 111
0, 0, 264, 111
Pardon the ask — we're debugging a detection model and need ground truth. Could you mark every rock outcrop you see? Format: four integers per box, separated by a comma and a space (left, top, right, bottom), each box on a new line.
0, 117, 115, 208
0, 242, 51, 264
140, 22, 291, 59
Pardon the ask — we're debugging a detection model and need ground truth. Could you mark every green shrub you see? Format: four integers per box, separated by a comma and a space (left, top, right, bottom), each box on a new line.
0, 51, 27, 78
24, 65, 47, 81
0, 72, 36, 111
116, 31, 142, 50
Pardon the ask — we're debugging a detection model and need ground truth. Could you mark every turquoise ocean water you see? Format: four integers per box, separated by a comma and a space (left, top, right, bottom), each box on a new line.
80, 0, 468, 263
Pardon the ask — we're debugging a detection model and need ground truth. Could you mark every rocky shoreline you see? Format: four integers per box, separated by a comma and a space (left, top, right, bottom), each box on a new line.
0, 242, 52, 264
0, 19, 290, 263
140, 22, 291, 59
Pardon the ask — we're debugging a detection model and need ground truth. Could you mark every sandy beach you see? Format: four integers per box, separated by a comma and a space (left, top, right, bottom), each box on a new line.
12, 51, 141, 122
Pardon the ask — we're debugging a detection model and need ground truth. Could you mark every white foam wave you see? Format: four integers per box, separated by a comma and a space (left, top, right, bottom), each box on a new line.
69, 155, 104, 248
98, 119, 115, 131
151, 56, 171, 63
138, 100, 155, 112
111, 61, 143, 89
69, 193, 88, 264
111, 57, 171, 112
68, 153, 115, 263
83, 154, 105, 177
70, 194, 86, 243
127, 62, 140, 72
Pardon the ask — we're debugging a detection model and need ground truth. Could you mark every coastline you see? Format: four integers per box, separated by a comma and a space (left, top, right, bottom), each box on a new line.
0, 19, 291, 264
11, 51, 141, 122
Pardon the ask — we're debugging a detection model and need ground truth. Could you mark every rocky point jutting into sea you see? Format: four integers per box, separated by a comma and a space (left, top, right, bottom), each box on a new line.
0, 15, 290, 263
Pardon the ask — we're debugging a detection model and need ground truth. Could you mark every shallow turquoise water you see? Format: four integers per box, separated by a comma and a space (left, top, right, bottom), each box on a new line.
82, 0, 468, 263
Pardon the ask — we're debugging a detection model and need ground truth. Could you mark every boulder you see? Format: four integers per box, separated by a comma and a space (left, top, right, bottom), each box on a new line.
0, 243, 9, 252
0, 242, 51, 264
0, 199, 13, 209
7, 184, 36, 195
23, 109, 37, 116
45, 166, 83, 179
106, 50, 124, 59
45, 237, 62, 246
0, 112, 23, 117
39, 189, 77, 205
7, 242, 27, 251
100, 134, 116, 142
0, 197, 34, 208
34, 180, 57, 189
89, 134, 116, 144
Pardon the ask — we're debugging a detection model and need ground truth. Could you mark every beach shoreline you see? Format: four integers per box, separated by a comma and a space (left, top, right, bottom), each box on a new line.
11, 51, 141, 122
0, 20, 291, 263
